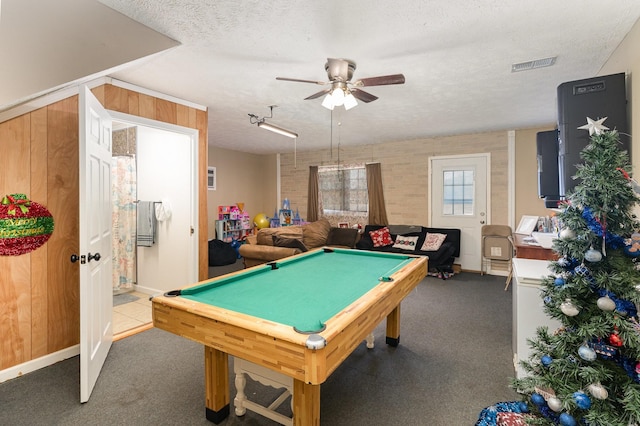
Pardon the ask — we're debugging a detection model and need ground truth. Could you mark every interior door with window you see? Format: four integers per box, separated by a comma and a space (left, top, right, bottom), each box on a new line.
430, 155, 489, 271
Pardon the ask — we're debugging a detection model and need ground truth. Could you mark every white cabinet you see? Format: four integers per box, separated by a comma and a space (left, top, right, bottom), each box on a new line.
512, 258, 562, 378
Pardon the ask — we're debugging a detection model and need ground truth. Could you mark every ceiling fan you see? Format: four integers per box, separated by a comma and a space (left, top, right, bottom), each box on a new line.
276, 58, 405, 110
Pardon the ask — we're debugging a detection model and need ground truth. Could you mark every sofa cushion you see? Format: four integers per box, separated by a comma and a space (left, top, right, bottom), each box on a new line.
326, 227, 359, 248
302, 218, 332, 248
256, 226, 303, 246
392, 235, 419, 251
421, 232, 447, 251
370, 226, 394, 247
273, 235, 308, 252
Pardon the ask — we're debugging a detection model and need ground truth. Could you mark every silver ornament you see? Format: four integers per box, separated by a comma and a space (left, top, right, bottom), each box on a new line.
584, 248, 602, 262
587, 383, 608, 400
596, 296, 616, 311
547, 396, 563, 412
560, 299, 580, 316
578, 344, 597, 361
560, 228, 576, 240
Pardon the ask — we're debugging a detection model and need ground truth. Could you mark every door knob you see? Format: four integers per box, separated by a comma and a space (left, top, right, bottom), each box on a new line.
88, 252, 101, 262
71, 254, 79, 263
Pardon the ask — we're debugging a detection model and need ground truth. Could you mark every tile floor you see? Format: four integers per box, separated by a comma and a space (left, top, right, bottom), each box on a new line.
113, 291, 152, 335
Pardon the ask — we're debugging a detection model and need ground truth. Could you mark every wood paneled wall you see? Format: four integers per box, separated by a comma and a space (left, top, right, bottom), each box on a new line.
0, 84, 208, 371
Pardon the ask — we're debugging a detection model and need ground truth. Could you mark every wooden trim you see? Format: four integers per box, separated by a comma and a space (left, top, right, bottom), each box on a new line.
113, 323, 154, 342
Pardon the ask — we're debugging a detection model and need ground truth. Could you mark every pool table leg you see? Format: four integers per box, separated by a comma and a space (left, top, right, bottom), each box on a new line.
385, 304, 401, 347
204, 346, 230, 424
292, 379, 320, 425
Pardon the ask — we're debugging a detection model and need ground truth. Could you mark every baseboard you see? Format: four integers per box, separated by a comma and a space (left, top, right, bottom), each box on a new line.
133, 284, 162, 298
0, 344, 80, 384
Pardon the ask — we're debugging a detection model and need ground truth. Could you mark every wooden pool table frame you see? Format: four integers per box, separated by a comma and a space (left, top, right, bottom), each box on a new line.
152, 248, 427, 425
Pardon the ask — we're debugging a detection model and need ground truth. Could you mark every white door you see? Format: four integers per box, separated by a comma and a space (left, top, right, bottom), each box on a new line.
79, 86, 113, 402
430, 154, 489, 271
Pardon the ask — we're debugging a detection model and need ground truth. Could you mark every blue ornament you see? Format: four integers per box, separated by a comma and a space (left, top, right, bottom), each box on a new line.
543, 295, 553, 305
541, 355, 553, 366
518, 401, 529, 412
574, 264, 589, 276
531, 393, 546, 406
559, 412, 577, 426
554, 276, 566, 286
573, 391, 591, 410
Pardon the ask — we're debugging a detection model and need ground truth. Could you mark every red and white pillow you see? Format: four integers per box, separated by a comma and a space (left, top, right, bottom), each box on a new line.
369, 227, 394, 247
421, 233, 447, 251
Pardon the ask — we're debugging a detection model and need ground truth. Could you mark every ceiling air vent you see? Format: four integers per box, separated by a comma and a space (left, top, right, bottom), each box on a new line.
511, 56, 557, 73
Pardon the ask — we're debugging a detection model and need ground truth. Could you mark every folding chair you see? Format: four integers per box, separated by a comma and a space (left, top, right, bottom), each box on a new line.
481, 225, 515, 290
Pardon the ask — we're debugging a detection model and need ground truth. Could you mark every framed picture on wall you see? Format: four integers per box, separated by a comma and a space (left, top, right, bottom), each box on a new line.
207, 167, 216, 191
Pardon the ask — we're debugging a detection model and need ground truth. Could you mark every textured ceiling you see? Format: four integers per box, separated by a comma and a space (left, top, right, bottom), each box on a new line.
5, 1, 640, 154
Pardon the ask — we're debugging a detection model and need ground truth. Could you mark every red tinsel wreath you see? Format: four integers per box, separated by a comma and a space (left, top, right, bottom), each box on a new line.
0, 194, 55, 256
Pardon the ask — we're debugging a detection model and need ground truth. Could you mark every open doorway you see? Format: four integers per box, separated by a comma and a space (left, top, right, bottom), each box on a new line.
109, 115, 199, 337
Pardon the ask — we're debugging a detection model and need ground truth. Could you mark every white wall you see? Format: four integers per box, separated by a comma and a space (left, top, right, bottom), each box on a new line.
136, 126, 196, 293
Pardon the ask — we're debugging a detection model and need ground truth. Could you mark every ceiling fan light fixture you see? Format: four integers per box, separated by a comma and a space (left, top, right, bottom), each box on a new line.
257, 121, 298, 138
343, 93, 358, 110
322, 94, 335, 110
331, 87, 345, 106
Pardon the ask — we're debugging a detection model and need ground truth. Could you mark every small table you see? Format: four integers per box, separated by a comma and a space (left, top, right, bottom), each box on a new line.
152, 248, 427, 425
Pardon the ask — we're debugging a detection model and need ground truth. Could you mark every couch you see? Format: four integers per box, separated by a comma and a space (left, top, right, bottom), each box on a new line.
356, 224, 461, 276
238, 218, 360, 268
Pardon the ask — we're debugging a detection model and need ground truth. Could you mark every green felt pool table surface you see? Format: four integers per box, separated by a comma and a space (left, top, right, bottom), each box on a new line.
179, 248, 416, 333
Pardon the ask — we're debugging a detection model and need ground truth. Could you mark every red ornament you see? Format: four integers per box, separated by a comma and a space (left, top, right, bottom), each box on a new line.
609, 332, 624, 347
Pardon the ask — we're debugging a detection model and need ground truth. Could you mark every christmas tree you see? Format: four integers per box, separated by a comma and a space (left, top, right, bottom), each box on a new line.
512, 121, 640, 425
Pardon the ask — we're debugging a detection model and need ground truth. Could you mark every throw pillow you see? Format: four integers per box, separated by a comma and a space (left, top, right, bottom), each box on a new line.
257, 226, 303, 246
392, 235, 419, 250
421, 232, 447, 251
272, 235, 308, 252
369, 227, 394, 247
302, 218, 332, 248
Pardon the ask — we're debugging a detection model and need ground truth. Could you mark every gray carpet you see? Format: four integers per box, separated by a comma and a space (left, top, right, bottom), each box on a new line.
0, 272, 518, 425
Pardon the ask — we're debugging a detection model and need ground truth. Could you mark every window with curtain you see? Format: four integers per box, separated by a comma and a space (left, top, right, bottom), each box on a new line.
318, 165, 368, 214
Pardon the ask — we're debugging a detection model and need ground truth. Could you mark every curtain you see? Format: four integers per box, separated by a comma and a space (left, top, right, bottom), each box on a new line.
112, 156, 137, 293
366, 162, 389, 225
307, 165, 319, 222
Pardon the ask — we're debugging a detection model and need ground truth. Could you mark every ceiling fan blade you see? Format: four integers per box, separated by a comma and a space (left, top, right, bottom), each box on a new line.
276, 77, 327, 85
352, 74, 405, 87
304, 89, 331, 100
350, 88, 378, 103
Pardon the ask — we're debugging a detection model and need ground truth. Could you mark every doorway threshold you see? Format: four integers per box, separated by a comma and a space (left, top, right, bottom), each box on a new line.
114, 323, 153, 341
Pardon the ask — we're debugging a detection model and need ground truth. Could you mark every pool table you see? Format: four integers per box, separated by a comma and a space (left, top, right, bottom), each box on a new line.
152, 247, 427, 425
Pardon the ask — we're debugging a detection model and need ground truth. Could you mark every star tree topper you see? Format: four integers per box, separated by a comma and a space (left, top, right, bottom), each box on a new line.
578, 116, 609, 135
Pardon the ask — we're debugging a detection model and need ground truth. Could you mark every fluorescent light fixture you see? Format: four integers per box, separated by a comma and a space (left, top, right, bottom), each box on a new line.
258, 121, 298, 138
